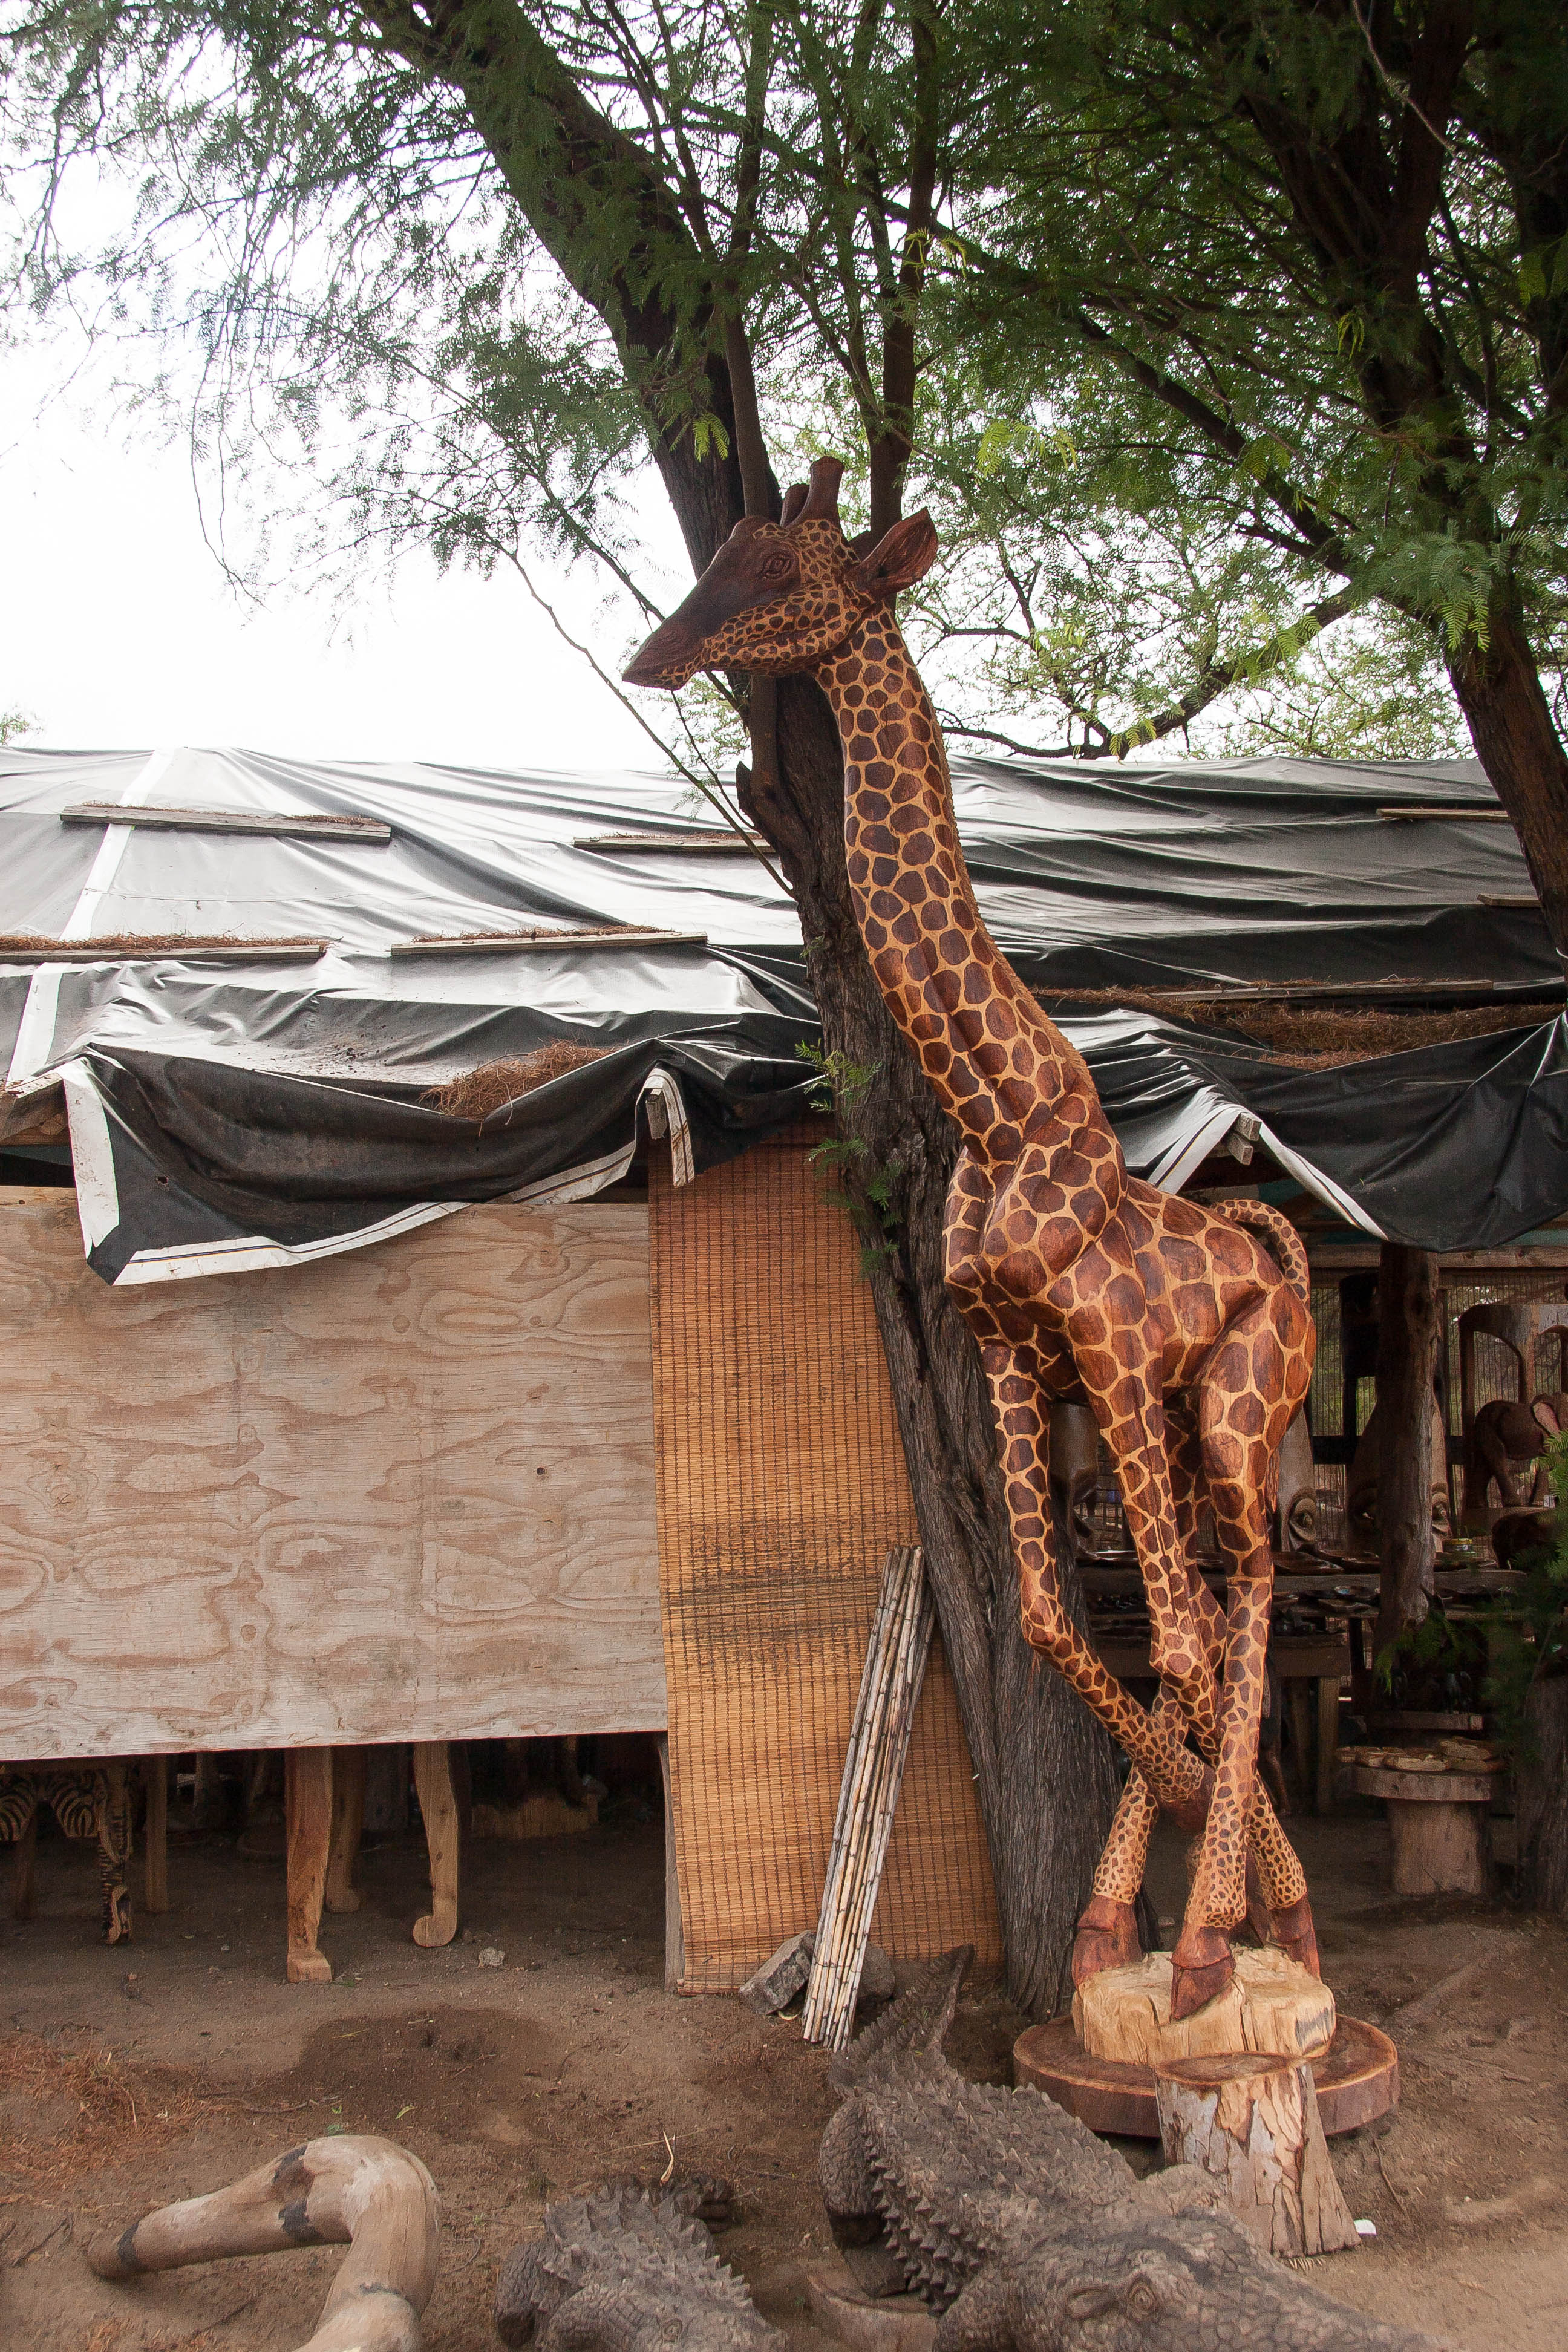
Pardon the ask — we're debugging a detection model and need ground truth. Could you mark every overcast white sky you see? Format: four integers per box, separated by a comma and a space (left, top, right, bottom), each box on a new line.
1, 345, 667, 774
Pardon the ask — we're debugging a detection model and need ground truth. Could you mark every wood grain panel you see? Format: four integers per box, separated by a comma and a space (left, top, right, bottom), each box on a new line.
0, 1190, 666, 1757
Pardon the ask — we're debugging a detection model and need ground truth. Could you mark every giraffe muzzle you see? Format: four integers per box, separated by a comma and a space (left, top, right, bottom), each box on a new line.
623, 616, 703, 690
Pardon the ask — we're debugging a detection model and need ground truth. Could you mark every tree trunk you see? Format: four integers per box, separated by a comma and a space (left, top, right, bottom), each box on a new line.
740, 675, 1120, 2015
1446, 590, 1568, 959
354, 0, 1122, 2011
1374, 1244, 1440, 1655
1515, 1669, 1568, 1914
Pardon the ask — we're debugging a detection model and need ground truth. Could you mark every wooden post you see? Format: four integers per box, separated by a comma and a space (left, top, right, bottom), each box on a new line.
412, 1742, 460, 1947
1376, 1244, 1440, 1656
10, 1804, 38, 1919
284, 1748, 334, 1983
143, 1755, 169, 1913
325, 1746, 367, 1913
1516, 1674, 1568, 1913
1315, 1674, 1340, 1818
362, 1742, 410, 1836
1284, 1679, 1313, 1811
1155, 2051, 1360, 2257
658, 1740, 691, 1994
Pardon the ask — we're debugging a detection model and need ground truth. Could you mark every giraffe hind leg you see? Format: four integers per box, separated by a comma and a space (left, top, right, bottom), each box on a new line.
1171, 1289, 1314, 2017
1170, 1405, 1315, 1956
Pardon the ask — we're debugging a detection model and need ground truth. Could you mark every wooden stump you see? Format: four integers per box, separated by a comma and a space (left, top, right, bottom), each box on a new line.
1348, 1763, 1496, 1894
1074, 1944, 1336, 2069
1155, 2051, 1361, 2257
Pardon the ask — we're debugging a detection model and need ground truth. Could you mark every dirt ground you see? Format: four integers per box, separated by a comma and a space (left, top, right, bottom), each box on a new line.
2, 1792, 1566, 2351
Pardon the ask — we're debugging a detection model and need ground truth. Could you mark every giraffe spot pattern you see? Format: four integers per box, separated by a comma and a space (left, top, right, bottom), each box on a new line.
634, 492, 1320, 1979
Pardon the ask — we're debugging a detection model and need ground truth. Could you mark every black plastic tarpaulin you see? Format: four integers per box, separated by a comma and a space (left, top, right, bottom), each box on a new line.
51, 1004, 1568, 1284
0, 743, 1562, 1282
59, 1030, 817, 1285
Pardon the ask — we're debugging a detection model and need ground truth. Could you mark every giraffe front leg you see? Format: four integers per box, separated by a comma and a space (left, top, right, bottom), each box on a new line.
1074, 1769, 1156, 1984
984, 1344, 1195, 1790
1074, 1682, 1220, 1986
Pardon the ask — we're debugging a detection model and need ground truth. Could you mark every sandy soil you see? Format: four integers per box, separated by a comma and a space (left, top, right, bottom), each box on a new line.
2, 1795, 1565, 2350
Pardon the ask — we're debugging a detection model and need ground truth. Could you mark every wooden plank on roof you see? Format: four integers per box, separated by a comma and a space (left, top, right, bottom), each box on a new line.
60, 803, 392, 842
390, 929, 707, 955
0, 935, 328, 963
1376, 805, 1512, 821
0, 1193, 667, 1757
574, 831, 767, 854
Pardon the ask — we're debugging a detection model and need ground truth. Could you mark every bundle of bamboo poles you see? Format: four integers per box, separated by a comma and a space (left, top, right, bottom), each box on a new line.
802, 1543, 935, 2050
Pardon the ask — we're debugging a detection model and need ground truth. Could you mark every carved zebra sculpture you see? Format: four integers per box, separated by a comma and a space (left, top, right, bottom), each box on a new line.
1, 1762, 133, 1942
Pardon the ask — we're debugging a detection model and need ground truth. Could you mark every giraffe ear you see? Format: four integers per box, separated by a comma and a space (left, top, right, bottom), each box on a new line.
852, 510, 938, 597
780, 483, 808, 525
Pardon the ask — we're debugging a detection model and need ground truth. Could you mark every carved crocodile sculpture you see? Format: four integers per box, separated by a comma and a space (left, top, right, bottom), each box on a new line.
820, 1948, 1451, 2352
494, 2180, 784, 2352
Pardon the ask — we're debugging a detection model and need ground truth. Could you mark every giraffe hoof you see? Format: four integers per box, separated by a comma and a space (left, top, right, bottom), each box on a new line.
1169, 1926, 1235, 2019
1071, 1894, 1141, 1988
1268, 1893, 1321, 1978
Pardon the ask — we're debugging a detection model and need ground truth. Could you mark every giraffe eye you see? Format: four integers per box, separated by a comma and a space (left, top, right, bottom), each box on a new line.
759, 552, 792, 579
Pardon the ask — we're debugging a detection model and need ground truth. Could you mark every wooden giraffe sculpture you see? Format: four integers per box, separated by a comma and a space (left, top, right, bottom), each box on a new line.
626, 457, 1319, 2018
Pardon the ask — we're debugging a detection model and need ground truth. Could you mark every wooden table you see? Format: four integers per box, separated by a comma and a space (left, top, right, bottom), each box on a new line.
1347, 1762, 1501, 1895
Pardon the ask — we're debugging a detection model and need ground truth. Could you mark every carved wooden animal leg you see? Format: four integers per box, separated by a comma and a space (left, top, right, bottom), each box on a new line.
85, 2134, 440, 2352
1169, 1405, 1313, 1947
1088, 1369, 1214, 1741
325, 1746, 367, 1914
413, 1742, 460, 1947
99, 1763, 133, 1944
45, 1766, 132, 1943
143, 1755, 169, 1914
1172, 1292, 1313, 2018
1077, 1412, 1315, 1987
982, 1345, 1211, 1820
285, 1748, 335, 1983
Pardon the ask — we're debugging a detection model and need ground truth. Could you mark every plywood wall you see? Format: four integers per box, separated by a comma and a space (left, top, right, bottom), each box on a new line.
0, 1190, 666, 1758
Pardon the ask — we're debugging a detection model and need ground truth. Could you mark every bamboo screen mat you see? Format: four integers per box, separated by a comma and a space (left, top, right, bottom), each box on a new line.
649, 1129, 1002, 1991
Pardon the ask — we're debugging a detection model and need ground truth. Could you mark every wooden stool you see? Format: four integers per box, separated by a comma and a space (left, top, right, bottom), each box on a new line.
1349, 1762, 1499, 1893
285, 1742, 463, 1983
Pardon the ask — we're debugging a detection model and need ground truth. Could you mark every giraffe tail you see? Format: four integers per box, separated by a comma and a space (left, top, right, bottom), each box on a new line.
1216, 1198, 1310, 1301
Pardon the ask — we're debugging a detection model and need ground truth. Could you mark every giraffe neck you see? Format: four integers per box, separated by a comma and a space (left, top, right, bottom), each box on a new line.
813, 610, 1101, 1165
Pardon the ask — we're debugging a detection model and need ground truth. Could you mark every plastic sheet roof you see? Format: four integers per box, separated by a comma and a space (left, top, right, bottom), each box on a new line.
0, 744, 1561, 1281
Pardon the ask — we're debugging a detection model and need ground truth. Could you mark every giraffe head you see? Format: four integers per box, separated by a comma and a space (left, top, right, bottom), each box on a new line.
622, 454, 938, 690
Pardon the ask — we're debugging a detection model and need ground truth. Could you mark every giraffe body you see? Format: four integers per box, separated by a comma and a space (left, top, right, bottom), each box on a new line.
625, 460, 1318, 2015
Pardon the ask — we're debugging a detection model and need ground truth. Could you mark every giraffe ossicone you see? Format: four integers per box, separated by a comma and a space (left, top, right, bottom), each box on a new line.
626, 454, 1319, 2022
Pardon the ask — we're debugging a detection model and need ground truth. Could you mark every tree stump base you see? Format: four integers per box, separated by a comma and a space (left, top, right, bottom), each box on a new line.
1074, 1944, 1336, 2069
1155, 2051, 1361, 2258
1348, 1763, 1497, 1895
